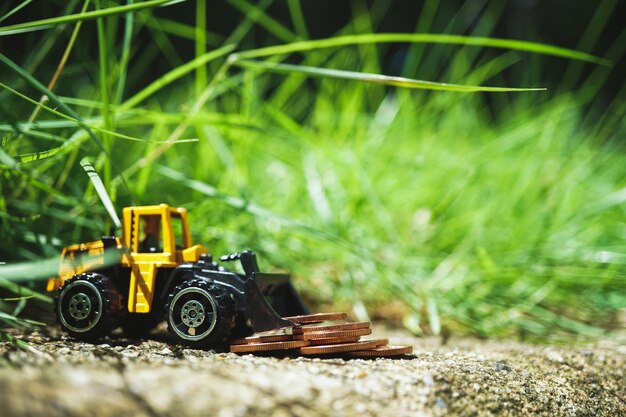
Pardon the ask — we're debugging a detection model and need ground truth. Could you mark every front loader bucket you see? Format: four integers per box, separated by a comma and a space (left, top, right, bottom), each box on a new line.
244, 272, 311, 333
254, 272, 311, 317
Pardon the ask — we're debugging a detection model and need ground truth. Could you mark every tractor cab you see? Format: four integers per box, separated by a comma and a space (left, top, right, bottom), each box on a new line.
121, 204, 208, 265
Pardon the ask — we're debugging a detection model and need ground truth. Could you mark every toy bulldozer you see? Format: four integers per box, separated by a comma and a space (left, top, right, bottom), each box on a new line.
46, 204, 310, 347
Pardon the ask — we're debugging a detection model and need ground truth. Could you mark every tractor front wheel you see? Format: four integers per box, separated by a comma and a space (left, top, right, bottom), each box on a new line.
165, 279, 235, 347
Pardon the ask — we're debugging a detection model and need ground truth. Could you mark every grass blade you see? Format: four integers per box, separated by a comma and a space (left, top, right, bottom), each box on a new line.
121, 43, 237, 110
234, 59, 546, 92
80, 158, 121, 229
95, 0, 112, 191
0, 52, 113, 164
195, 0, 206, 97
560, 0, 620, 88
141, 15, 222, 45
287, 0, 308, 39
0, 0, 32, 24
0, 277, 52, 303
158, 165, 353, 246
227, 0, 298, 42
0, 83, 199, 146
235, 33, 610, 65
114, 0, 134, 105
20, 0, 91, 138
224, 0, 273, 45
0, 0, 187, 36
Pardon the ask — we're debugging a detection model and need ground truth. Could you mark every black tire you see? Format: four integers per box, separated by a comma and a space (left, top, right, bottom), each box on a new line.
119, 311, 163, 338
55, 273, 123, 341
165, 279, 235, 348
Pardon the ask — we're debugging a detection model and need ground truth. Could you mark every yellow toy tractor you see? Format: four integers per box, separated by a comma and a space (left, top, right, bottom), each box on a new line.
46, 204, 309, 347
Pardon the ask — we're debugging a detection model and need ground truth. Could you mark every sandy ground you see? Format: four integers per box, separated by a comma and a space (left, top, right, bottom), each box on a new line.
0, 326, 624, 417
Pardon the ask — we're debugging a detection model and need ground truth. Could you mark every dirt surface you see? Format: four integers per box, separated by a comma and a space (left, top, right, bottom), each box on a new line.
0, 326, 624, 417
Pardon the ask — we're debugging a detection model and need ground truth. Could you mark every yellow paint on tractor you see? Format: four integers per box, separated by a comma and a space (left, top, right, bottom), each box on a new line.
46, 204, 209, 313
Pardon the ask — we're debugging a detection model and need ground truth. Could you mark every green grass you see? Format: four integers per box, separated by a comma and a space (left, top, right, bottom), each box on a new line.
0, 0, 624, 343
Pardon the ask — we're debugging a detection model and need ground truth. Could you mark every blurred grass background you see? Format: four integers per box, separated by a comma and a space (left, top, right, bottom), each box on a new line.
0, 0, 624, 342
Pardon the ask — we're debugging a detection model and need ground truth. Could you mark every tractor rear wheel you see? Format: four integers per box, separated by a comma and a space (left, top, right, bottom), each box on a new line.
55, 273, 123, 340
165, 279, 235, 347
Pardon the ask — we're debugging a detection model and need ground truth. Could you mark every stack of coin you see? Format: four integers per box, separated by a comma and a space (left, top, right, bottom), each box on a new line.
229, 312, 413, 358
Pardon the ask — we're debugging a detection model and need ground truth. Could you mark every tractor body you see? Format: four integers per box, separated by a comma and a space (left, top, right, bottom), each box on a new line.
47, 204, 309, 346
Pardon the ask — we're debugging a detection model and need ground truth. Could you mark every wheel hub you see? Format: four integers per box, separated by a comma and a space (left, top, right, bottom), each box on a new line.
68, 292, 92, 320
168, 285, 219, 342
181, 300, 205, 327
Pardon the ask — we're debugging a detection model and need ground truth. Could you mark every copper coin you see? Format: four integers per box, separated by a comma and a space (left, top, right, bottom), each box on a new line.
230, 334, 294, 345
230, 340, 310, 353
298, 340, 378, 355
360, 338, 389, 347
295, 328, 372, 341
254, 327, 296, 336
308, 336, 361, 346
344, 345, 413, 358
293, 321, 370, 334
284, 312, 348, 324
